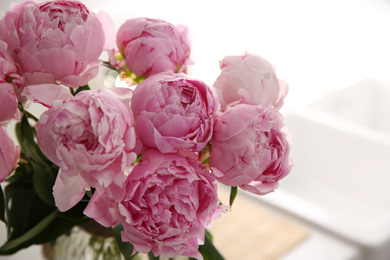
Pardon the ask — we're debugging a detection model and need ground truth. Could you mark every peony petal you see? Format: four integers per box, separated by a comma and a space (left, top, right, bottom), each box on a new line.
24, 84, 73, 107
60, 61, 100, 88
35, 48, 76, 80
53, 169, 89, 211
96, 10, 115, 51
0, 127, 20, 182
84, 191, 119, 227
213, 52, 286, 109
0, 83, 18, 125
104, 87, 133, 109
240, 181, 279, 195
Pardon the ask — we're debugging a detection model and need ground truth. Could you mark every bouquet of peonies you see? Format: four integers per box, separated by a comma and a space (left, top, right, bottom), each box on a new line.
0, 0, 292, 259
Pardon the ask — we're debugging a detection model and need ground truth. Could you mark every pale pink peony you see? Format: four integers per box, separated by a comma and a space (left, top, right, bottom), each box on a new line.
0, 127, 20, 182
24, 83, 74, 108
0, 0, 107, 88
0, 40, 24, 125
0, 83, 18, 126
213, 52, 288, 109
131, 72, 218, 153
84, 191, 120, 228
209, 103, 292, 195
0, 40, 24, 88
114, 149, 226, 259
116, 17, 192, 77
36, 89, 137, 211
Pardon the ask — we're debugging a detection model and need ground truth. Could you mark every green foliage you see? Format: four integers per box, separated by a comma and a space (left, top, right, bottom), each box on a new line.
0, 177, 89, 255
113, 223, 136, 260
14, 114, 57, 206
0, 185, 5, 224
229, 186, 238, 207
31, 161, 57, 206
74, 84, 91, 95
147, 251, 159, 260
4, 180, 53, 240
0, 112, 87, 255
102, 61, 120, 72
191, 230, 225, 260
0, 210, 57, 255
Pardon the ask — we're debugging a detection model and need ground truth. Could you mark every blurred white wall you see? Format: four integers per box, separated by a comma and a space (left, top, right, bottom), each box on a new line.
84, 0, 390, 111
2, 0, 390, 110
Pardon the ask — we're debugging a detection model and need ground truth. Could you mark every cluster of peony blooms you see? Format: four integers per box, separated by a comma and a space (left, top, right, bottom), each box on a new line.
0, 0, 292, 259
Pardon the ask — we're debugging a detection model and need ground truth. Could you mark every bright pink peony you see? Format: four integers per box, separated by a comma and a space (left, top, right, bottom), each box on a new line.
36, 89, 137, 211
0, 0, 106, 88
209, 103, 292, 195
116, 17, 192, 77
213, 52, 288, 109
114, 149, 226, 259
131, 72, 218, 153
0, 127, 20, 182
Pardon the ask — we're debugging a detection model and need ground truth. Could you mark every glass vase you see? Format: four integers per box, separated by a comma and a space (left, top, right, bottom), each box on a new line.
42, 221, 188, 260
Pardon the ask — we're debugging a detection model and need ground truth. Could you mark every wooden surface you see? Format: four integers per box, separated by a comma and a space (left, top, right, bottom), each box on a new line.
209, 187, 309, 260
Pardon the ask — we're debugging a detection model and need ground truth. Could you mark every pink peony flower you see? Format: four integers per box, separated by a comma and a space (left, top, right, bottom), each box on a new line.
131, 72, 218, 153
0, 40, 24, 125
84, 191, 120, 228
115, 149, 226, 259
213, 52, 288, 109
0, 83, 18, 126
0, 0, 107, 88
116, 17, 192, 77
0, 127, 20, 182
36, 89, 137, 211
0, 40, 24, 88
209, 103, 292, 195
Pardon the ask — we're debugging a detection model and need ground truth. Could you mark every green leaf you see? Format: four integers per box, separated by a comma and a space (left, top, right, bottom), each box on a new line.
19, 114, 59, 206
229, 186, 238, 207
0, 157, 84, 255
32, 213, 88, 245
4, 181, 53, 240
31, 161, 57, 206
0, 185, 5, 224
102, 61, 119, 72
113, 223, 136, 260
74, 84, 91, 95
0, 203, 86, 256
191, 230, 225, 260
205, 229, 213, 241
15, 122, 24, 153
20, 114, 34, 143
147, 251, 159, 260
20, 114, 46, 165
202, 157, 210, 165
5, 162, 33, 183
57, 199, 88, 222
0, 210, 57, 255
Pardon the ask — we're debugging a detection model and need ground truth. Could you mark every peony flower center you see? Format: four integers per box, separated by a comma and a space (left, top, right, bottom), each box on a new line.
38, 1, 89, 33
127, 176, 196, 238
53, 108, 98, 151
179, 86, 195, 108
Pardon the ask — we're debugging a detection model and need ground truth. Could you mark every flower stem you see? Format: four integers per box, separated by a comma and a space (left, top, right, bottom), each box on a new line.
18, 158, 29, 165
18, 103, 39, 122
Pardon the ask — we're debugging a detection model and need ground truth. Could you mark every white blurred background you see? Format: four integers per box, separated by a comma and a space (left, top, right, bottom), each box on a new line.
2, 0, 390, 109
1, 0, 390, 259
